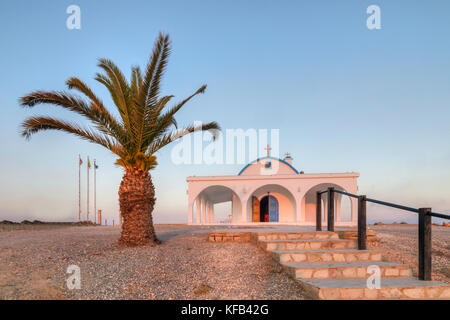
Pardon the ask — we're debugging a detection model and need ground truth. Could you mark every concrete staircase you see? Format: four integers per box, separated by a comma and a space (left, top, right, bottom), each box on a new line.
256, 231, 450, 300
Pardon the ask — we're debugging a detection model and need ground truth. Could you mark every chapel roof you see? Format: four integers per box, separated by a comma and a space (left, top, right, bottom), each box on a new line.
237, 156, 299, 176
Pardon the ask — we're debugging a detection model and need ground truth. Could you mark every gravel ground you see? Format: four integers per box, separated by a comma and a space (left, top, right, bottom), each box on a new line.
0, 224, 305, 300
2, 223, 448, 300
369, 224, 450, 283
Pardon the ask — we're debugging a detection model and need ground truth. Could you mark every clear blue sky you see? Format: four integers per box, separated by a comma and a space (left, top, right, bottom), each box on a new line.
0, 0, 449, 224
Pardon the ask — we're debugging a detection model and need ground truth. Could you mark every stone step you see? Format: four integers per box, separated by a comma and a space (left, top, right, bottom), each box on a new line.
297, 277, 450, 300
272, 249, 382, 263
259, 239, 355, 252
256, 231, 339, 241
337, 230, 377, 243
281, 261, 411, 279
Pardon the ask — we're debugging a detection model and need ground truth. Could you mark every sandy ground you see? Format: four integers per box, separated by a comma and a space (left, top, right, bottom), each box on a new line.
0, 224, 304, 300
0, 223, 448, 300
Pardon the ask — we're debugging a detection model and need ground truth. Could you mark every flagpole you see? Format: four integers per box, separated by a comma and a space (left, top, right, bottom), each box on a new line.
78, 154, 81, 226
94, 159, 96, 226
87, 156, 89, 225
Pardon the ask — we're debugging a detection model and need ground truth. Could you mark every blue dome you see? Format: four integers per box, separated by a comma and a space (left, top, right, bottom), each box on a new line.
237, 156, 299, 175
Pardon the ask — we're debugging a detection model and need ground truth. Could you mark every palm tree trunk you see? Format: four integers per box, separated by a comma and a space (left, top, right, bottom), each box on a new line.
118, 169, 159, 246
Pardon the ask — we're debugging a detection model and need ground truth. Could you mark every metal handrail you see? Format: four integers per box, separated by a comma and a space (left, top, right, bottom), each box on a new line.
317, 187, 449, 281
332, 189, 359, 199
430, 211, 450, 219
365, 197, 419, 213
318, 189, 450, 220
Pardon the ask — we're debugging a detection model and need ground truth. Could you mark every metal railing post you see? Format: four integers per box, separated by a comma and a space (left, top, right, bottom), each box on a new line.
327, 187, 335, 232
418, 208, 432, 280
316, 191, 322, 231
358, 195, 367, 250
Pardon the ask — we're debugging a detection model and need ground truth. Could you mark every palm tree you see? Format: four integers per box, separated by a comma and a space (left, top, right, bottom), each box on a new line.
19, 33, 219, 246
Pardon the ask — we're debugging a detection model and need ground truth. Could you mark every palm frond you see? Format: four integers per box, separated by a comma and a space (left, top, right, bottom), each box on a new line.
20, 90, 91, 116
21, 116, 124, 155
65, 77, 128, 142
145, 34, 171, 107
132, 33, 171, 153
141, 85, 207, 149
66, 77, 104, 108
158, 85, 207, 124
147, 121, 220, 155
96, 58, 134, 141
138, 33, 171, 108
19, 89, 128, 146
130, 66, 141, 98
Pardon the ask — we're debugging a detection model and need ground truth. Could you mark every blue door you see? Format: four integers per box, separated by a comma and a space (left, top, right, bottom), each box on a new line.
268, 195, 279, 222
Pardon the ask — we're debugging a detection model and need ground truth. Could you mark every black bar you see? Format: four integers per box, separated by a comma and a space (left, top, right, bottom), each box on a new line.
358, 195, 367, 250
365, 197, 419, 213
418, 208, 432, 281
322, 191, 449, 220
430, 211, 450, 220
327, 187, 334, 232
316, 192, 322, 231
333, 189, 360, 199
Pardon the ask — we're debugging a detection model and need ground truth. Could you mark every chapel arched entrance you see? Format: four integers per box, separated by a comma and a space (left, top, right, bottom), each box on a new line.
252, 194, 279, 222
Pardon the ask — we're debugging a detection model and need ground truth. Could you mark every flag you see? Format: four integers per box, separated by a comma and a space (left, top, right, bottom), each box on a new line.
88, 157, 91, 169
79, 155, 83, 165
95, 163, 99, 169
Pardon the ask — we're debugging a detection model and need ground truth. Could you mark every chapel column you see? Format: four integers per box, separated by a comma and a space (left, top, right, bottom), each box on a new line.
231, 194, 237, 223
202, 199, 207, 225
351, 197, 358, 226
195, 199, 201, 225
188, 200, 193, 225
207, 203, 212, 224
296, 196, 305, 223
240, 197, 248, 223
323, 198, 328, 225
336, 194, 341, 223
206, 202, 211, 224
210, 203, 215, 224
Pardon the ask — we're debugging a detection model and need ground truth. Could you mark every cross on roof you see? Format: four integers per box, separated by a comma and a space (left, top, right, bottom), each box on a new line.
265, 144, 272, 157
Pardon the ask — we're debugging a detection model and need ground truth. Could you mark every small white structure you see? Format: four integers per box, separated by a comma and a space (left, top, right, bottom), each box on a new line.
186, 152, 359, 226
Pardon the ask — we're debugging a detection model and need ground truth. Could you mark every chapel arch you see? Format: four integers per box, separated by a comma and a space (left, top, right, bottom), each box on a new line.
245, 184, 297, 223
301, 183, 353, 223
193, 185, 241, 224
